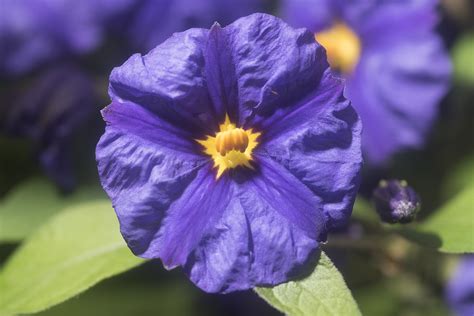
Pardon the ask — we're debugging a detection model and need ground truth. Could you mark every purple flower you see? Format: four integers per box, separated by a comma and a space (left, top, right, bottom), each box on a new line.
4, 65, 96, 191
372, 179, 421, 223
0, 0, 131, 76
96, 13, 362, 293
446, 256, 474, 316
122, 0, 263, 52
281, 0, 452, 164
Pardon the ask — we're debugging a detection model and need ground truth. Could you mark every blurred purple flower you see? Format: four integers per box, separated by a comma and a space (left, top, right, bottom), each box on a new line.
0, 0, 131, 76
121, 0, 263, 52
281, 0, 452, 164
96, 14, 362, 293
4, 65, 96, 191
446, 256, 474, 316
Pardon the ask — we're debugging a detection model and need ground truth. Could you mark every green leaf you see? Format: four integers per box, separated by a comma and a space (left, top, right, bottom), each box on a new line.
443, 155, 474, 198
255, 251, 361, 316
453, 33, 474, 86
398, 185, 474, 253
37, 280, 198, 316
0, 200, 145, 315
0, 178, 105, 243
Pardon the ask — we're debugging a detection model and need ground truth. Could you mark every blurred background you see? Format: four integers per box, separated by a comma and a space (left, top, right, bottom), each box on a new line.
0, 0, 473, 315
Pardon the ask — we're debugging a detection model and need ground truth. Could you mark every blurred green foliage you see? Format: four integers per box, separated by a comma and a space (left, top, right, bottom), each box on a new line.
0, 201, 144, 315
0, 179, 105, 242
453, 33, 474, 86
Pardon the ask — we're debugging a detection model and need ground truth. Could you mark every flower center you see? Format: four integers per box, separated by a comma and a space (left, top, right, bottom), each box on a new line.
197, 115, 260, 179
215, 127, 249, 156
315, 22, 361, 74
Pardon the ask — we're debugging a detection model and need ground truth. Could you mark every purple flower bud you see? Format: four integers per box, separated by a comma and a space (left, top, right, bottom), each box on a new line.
373, 179, 421, 224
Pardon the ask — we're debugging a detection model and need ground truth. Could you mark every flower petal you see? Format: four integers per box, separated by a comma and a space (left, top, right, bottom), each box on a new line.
337, 0, 438, 42
347, 34, 451, 163
259, 73, 362, 229
109, 28, 216, 135
281, 0, 438, 38
281, 0, 335, 31
157, 166, 234, 268
185, 158, 322, 293
221, 13, 329, 127
96, 103, 208, 256
446, 255, 474, 316
101, 100, 201, 155
202, 23, 240, 123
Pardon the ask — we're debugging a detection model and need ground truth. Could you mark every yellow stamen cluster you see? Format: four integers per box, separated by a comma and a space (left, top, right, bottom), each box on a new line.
315, 22, 361, 74
197, 115, 260, 179
215, 128, 249, 156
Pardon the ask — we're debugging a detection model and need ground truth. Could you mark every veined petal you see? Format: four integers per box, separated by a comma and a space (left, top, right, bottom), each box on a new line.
202, 23, 240, 123
156, 166, 234, 267
185, 158, 322, 293
96, 121, 207, 256
259, 73, 362, 229
220, 13, 329, 127
109, 28, 215, 135
101, 100, 201, 155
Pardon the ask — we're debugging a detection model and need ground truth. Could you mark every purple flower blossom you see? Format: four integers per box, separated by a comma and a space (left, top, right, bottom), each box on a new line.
96, 13, 362, 293
122, 0, 263, 52
0, 0, 131, 76
281, 0, 452, 164
4, 65, 96, 191
446, 256, 474, 316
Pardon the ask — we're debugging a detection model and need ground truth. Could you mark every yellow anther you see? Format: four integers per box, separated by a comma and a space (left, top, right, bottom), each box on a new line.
215, 128, 249, 155
196, 115, 260, 179
315, 22, 361, 74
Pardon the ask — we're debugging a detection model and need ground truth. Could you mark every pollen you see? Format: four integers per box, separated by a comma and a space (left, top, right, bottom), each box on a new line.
196, 115, 260, 179
315, 22, 361, 74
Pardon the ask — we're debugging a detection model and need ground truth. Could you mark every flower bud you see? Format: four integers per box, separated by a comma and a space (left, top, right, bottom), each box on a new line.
372, 179, 421, 224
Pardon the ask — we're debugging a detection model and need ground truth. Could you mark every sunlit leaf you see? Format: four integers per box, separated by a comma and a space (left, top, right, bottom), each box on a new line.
398, 185, 474, 253
255, 251, 361, 316
0, 200, 145, 315
0, 177, 105, 243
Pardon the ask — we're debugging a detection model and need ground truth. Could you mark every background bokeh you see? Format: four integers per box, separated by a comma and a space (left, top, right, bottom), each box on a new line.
1, 0, 473, 315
